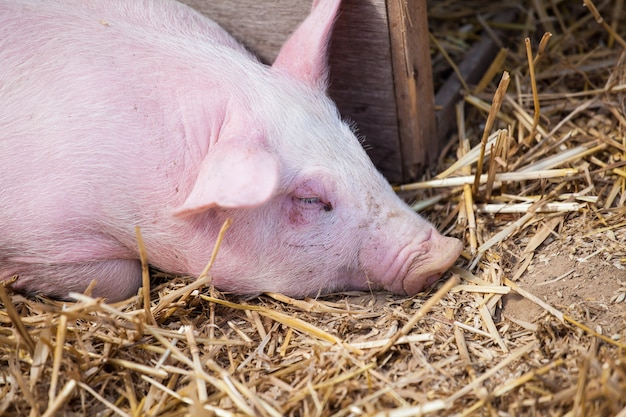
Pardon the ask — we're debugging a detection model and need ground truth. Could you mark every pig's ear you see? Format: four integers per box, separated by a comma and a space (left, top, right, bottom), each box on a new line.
174, 140, 279, 216
272, 0, 340, 87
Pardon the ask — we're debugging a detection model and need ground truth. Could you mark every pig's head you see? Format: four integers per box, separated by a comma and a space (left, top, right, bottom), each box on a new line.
175, 0, 463, 296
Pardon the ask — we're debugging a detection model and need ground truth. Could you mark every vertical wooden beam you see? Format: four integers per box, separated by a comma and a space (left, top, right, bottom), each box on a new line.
387, 0, 438, 181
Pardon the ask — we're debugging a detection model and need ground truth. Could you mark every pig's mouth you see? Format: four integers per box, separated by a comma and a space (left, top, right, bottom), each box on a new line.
402, 267, 444, 295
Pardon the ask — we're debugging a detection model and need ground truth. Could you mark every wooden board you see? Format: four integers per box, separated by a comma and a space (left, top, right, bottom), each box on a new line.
387, 0, 437, 180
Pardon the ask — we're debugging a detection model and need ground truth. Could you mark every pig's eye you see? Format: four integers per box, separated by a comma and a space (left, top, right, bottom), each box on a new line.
295, 197, 333, 212
299, 197, 320, 205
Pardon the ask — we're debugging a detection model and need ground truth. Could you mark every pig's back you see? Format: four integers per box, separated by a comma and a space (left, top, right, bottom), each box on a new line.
0, 0, 245, 50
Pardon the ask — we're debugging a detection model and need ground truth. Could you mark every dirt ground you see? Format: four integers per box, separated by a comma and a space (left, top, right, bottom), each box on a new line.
501, 218, 626, 338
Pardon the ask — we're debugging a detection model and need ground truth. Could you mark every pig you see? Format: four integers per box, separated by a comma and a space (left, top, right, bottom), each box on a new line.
0, 0, 463, 302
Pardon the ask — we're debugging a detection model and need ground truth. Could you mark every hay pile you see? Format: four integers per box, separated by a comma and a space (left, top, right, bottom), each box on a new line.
1, 0, 625, 415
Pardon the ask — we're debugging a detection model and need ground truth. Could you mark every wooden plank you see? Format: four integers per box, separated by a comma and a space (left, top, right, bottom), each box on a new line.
387, 0, 438, 181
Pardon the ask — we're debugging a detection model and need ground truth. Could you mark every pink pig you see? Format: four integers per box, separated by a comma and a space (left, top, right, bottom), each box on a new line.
0, 0, 463, 302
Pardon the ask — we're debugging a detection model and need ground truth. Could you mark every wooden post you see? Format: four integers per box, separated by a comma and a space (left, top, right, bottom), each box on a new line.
387, 0, 438, 181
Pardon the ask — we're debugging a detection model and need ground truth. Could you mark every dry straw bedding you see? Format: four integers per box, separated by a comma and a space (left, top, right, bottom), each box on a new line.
1, 0, 626, 415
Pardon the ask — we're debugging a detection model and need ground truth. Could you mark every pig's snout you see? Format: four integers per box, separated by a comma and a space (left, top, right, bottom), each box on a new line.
401, 235, 464, 295
359, 229, 463, 296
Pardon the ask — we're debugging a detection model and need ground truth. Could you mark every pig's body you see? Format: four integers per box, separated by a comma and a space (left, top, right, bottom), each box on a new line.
0, 0, 462, 301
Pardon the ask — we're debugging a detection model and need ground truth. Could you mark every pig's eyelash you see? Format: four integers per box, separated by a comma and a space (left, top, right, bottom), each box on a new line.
296, 197, 333, 212
298, 197, 320, 204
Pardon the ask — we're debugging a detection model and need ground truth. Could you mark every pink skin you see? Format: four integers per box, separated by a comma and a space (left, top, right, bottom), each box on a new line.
0, 0, 463, 302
